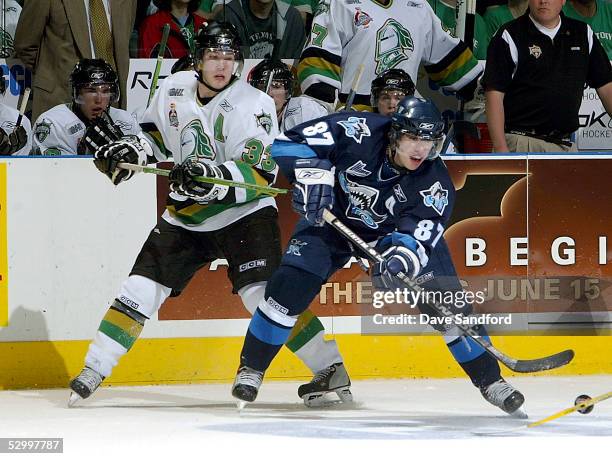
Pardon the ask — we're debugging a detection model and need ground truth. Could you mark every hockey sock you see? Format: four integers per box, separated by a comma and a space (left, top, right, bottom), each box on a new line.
85, 299, 147, 377
444, 325, 501, 388
240, 266, 324, 372
286, 310, 343, 373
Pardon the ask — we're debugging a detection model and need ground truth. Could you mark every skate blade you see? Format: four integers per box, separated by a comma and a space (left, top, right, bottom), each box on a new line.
236, 400, 248, 411
509, 406, 528, 419
68, 392, 82, 408
303, 387, 353, 408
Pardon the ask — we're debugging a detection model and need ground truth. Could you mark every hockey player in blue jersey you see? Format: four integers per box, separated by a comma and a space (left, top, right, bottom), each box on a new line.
231, 96, 526, 416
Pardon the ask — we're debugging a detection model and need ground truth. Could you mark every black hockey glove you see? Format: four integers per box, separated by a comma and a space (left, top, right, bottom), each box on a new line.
292, 158, 335, 226
168, 159, 229, 201
0, 126, 28, 155
79, 113, 124, 154
94, 135, 147, 185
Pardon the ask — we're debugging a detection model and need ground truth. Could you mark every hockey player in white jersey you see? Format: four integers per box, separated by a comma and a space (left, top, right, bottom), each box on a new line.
371, 68, 416, 116
32, 59, 140, 155
298, 0, 483, 111
248, 59, 328, 132
0, 66, 30, 155
69, 21, 350, 407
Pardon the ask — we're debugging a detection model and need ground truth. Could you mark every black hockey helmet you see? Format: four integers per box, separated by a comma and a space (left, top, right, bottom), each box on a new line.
371, 68, 415, 110
194, 21, 243, 91
247, 59, 295, 100
70, 59, 119, 104
389, 96, 445, 160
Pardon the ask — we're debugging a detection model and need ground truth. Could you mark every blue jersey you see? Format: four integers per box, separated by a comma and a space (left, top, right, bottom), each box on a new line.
272, 112, 456, 264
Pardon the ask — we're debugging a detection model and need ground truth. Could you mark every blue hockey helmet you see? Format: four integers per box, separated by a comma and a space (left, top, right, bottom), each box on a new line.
389, 96, 445, 161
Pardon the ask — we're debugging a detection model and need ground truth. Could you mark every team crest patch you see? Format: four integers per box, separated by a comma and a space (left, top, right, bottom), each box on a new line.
169, 103, 179, 128
255, 110, 273, 135
337, 117, 371, 144
34, 119, 52, 143
375, 19, 414, 74
180, 119, 215, 160
529, 45, 542, 59
354, 8, 373, 28
419, 181, 449, 216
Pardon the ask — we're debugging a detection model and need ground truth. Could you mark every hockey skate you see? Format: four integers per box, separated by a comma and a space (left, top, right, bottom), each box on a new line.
298, 363, 353, 408
68, 367, 104, 407
480, 378, 527, 418
231, 366, 264, 409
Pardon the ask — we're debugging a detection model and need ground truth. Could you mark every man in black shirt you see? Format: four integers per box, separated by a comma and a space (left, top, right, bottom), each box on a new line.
483, 0, 612, 152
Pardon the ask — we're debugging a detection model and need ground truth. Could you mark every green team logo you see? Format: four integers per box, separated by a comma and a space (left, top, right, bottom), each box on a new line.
314, 0, 330, 17
255, 111, 273, 135
180, 119, 215, 160
34, 120, 52, 143
375, 19, 414, 75
0, 28, 14, 58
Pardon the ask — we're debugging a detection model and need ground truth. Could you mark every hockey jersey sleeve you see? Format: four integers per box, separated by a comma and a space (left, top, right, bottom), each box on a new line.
421, 4, 482, 95
297, 1, 352, 103
32, 115, 76, 155
214, 92, 280, 205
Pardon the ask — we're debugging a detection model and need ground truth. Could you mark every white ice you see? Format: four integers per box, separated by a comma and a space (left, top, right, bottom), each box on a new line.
1, 376, 611, 458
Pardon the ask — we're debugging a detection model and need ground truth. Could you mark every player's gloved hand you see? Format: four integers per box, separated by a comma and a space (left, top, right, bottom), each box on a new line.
372, 232, 423, 290
292, 158, 335, 226
93, 135, 148, 185
80, 114, 124, 154
168, 159, 229, 201
0, 125, 28, 155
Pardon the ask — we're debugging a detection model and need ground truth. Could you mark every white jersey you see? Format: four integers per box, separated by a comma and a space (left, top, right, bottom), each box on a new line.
280, 95, 328, 132
0, 103, 32, 155
298, 0, 482, 109
32, 105, 140, 155
1, 0, 21, 58
141, 71, 279, 232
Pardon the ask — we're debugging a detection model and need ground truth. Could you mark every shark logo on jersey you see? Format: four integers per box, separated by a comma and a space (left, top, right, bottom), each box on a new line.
337, 117, 371, 144
338, 172, 387, 229
346, 160, 372, 177
375, 19, 414, 74
255, 110, 273, 135
420, 181, 449, 216
34, 120, 52, 143
180, 119, 215, 160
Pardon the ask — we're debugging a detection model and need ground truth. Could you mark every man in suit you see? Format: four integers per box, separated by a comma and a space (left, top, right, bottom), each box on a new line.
13, 0, 137, 121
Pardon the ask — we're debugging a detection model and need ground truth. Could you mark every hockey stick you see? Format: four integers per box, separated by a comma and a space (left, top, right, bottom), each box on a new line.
344, 64, 365, 111
117, 162, 288, 196
15, 87, 30, 128
321, 208, 574, 373
147, 23, 171, 108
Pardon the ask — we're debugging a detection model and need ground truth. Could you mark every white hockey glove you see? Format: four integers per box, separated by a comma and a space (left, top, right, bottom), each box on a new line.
292, 158, 335, 226
93, 135, 149, 185
168, 159, 229, 202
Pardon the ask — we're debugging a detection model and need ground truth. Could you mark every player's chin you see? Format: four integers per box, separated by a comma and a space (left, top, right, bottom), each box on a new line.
404, 157, 425, 170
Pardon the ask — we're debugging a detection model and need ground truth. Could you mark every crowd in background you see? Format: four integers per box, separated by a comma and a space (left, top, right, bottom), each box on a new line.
0, 0, 611, 155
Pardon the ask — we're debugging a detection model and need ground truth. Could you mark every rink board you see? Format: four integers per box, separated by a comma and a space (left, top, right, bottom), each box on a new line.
1, 155, 612, 389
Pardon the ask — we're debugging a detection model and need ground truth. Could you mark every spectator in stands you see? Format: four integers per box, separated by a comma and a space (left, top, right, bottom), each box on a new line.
484, 0, 612, 152
483, 0, 529, 38
216, 0, 305, 59
139, 0, 207, 58
1, 0, 22, 58
13, 0, 137, 121
563, 0, 612, 58
428, 0, 491, 59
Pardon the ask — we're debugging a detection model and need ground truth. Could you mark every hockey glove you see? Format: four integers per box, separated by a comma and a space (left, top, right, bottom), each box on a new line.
79, 113, 124, 154
93, 135, 148, 185
168, 159, 229, 202
372, 232, 423, 290
292, 158, 335, 226
0, 126, 27, 155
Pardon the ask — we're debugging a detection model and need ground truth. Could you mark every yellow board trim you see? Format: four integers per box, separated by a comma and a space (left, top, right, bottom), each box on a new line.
0, 163, 7, 327
1, 335, 612, 390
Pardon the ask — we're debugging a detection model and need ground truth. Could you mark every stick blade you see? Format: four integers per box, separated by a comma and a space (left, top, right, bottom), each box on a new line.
511, 349, 574, 373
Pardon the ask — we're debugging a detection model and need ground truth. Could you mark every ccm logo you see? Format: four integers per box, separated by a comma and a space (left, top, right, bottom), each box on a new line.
239, 259, 266, 272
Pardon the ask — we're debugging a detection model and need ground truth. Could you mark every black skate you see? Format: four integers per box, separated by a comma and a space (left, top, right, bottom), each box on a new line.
231, 366, 264, 409
480, 378, 527, 418
298, 363, 353, 407
68, 367, 104, 407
